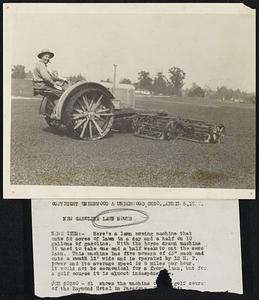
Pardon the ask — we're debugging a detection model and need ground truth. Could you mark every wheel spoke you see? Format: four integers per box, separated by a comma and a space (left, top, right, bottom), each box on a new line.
73, 108, 84, 114
92, 118, 103, 136
94, 114, 106, 121
72, 113, 85, 120
94, 112, 113, 119
89, 121, 93, 139
82, 95, 90, 111
93, 95, 103, 111
74, 118, 86, 130
96, 108, 110, 114
78, 99, 87, 112
89, 99, 94, 111
80, 118, 89, 138
98, 113, 113, 117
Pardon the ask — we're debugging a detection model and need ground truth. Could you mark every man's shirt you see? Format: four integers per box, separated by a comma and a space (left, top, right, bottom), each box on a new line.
33, 60, 55, 86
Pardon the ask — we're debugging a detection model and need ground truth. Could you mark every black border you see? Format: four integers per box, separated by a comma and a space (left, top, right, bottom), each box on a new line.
2, 0, 258, 299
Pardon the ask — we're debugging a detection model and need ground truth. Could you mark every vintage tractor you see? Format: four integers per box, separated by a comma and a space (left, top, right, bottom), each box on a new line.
38, 81, 118, 140
37, 80, 225, 143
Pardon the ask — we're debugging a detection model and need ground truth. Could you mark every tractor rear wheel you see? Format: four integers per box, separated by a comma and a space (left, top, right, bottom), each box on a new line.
63, 87, 114, 140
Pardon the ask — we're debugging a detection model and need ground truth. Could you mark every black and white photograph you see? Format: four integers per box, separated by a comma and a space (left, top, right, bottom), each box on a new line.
3, 3, 256, 199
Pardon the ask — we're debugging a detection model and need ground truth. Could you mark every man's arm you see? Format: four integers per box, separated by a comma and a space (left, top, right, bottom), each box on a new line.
51, 70, 68, 83
57, 75, 68, 82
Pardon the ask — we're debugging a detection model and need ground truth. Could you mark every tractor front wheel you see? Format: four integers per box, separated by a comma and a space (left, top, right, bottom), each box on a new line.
63, 87, 114, 141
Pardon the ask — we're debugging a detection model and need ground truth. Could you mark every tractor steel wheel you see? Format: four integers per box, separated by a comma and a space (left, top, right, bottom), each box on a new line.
44, 97, 61, 129
209, 125, 225, 144
63, 88, 114, 141
164, 121, 179, 140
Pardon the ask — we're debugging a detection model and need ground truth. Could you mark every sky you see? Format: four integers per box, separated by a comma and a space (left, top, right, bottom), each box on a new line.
7, 5, 255, 92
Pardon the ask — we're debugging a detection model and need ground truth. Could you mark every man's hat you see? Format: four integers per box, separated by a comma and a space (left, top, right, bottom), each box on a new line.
37, 49, 54, 59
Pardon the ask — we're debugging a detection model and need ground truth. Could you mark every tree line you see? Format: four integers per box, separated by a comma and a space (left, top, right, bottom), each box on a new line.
11, 64, 255, 102
11, 65, 86, 84
121, 70, 255, 102
121, 67, 186, 96
11, 64, 187, 96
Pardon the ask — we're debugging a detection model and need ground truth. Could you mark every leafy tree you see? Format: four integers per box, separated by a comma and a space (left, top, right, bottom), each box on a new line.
11, 65, 26, 79
216, 86, 234, 100
137, 71, 153, 91
188, 83, 205, 97
205, 85, 255, 103
25, 70, 33, 79
168, 66, 186, 96
68, 73, 86, 84
203, 85, 214, 98
152, 72, 168, 95
133, 82, 139, 89
120, 78, 132, 84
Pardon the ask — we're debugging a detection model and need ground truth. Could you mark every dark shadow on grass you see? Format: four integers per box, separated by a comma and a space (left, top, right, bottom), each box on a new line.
42, 126, 68, 137
191, 169, 232, 186
42, 126, 116, 141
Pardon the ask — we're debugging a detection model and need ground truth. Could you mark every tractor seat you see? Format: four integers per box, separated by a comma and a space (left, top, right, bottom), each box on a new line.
33, 89, 59, 98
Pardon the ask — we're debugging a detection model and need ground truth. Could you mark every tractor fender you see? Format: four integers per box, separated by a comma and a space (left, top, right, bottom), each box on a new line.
55, 81, 115, 120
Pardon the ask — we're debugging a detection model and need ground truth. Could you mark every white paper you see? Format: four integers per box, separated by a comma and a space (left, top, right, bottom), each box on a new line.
32, 199, 242, 296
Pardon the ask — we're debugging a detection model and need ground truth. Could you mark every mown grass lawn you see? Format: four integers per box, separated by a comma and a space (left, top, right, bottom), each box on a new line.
10, 96, 255, 189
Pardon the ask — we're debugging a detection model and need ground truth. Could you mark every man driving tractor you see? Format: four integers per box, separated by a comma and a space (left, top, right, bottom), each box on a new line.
33, 49, 68, 118
33, 49, 67, 94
